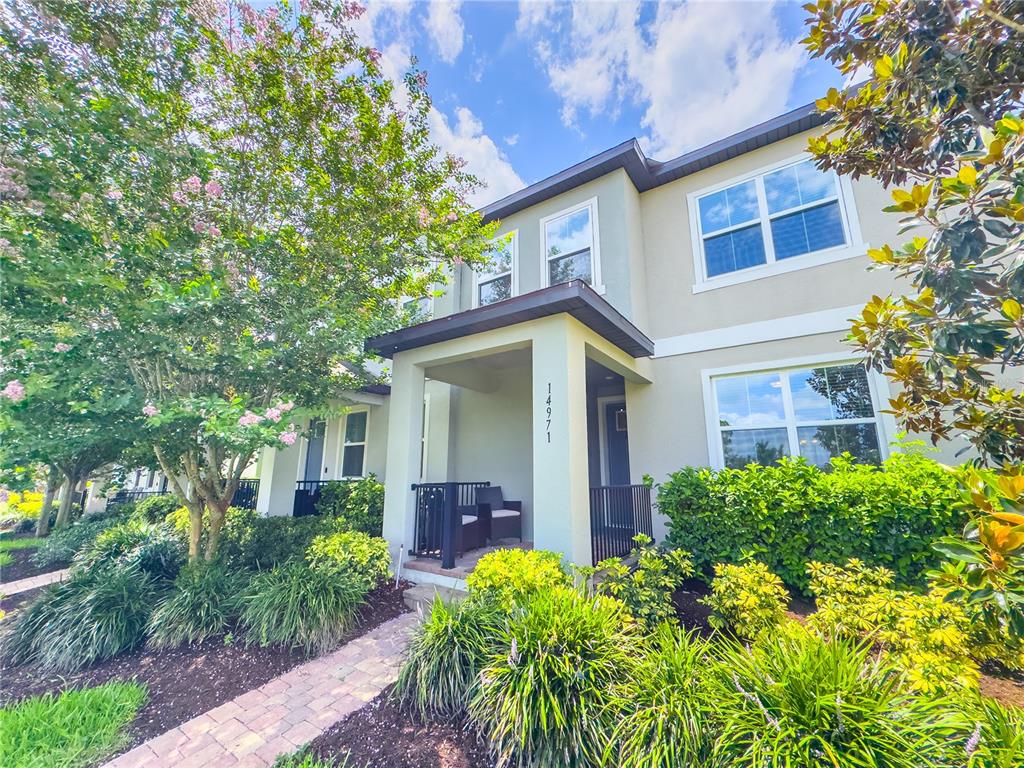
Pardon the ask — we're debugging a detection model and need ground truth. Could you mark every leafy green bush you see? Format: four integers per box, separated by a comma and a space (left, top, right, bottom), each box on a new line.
658, 453, 964, 592
147, 563, 247, 648
465, 548, 571, 609
708, 623, 951, 768
702, 561, 788, 641
586, 535, 693, 628
74, 520, 185, 580
219, 512, 341, 571
133, 495, 182, 524
0, 682, 147, 768
808, 559, 978, 695
315, 475, 385, 535
469, 586, 641, 768
394, 596, 504, 719
305, 530, 390, 589
608, 623, 715, 768
2, 563, 159, 672
94, 501, 136, 520
30, 516, 125, 567
241, 560, 369, 652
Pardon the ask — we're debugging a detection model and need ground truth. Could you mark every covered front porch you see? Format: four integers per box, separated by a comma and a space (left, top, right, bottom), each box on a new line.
367, 281, 655, 573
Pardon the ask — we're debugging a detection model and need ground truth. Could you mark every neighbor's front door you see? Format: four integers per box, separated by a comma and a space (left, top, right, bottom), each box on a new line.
603, 401, 631, 485
303, 418, 326, 481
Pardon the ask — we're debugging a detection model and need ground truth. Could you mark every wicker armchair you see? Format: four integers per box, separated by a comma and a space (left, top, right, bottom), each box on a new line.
475, 486, 523, 543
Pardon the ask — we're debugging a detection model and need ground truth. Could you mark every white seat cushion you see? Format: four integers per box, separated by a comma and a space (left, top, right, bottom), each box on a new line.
491, 508, 520, 519
462, 514, 478, 524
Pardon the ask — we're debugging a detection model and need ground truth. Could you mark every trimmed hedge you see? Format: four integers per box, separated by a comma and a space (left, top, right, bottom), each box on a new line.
658, 454, 965, 593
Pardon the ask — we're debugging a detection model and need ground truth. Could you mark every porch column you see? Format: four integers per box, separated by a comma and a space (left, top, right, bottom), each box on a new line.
532, 317, 592, 565
255, 442, 301, 517
382, 352, 426, 565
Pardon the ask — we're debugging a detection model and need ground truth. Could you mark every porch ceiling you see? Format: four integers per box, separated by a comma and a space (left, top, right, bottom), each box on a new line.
365, 281, 655, 360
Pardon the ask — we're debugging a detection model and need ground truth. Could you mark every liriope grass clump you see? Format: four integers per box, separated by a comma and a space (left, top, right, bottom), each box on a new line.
394, 596, 504, 719
470, 586, 642, 768
148, 562, 248, 648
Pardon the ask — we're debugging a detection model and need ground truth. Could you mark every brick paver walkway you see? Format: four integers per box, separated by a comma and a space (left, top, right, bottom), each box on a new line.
102, 612, 417, 768
1, 567, 69, 595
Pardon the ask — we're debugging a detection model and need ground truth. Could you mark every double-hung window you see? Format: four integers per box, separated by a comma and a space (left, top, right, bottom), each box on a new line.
542, 199, 600, 288
340, 410, 368, 478
710, 361, 883, 469
402, 295, 432, 324
475, 232, 516, 307
692, 157, 856, 285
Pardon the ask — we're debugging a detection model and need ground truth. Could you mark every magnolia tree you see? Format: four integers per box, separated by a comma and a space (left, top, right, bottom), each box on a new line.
805, 0, 1024, 650
1, 0, 496, 562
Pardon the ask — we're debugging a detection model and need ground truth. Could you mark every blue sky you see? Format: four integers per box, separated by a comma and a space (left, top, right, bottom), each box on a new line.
349, 1, 846, 207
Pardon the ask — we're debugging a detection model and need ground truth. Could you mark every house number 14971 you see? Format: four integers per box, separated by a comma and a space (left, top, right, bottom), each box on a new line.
545, 382, 552, 443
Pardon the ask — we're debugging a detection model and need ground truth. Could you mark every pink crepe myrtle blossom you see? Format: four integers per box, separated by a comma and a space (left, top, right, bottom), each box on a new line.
204, 180, 223, 198
106, 188, 123, 201
142, 403, 159, 417
239, 410, 261, 427
172, 189, 188, 205
280, 430, 297, 446
54, 342, 72, 352
445, 211, 458, 223
1, 380, 25, 402
264, 406, 282, 422
0, 488, 8, 504
279, 401, 295, 412
207, 224, 222, 237
417, 207, 431, 227
414, 71, 428, 88
184, 175, 202, 193
366, 47, 381, 65
193, 221, 208, 234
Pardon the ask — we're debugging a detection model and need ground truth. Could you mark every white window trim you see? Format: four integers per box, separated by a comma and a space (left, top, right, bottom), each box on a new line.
687, 153, 866, 294
539, 196, 605, 294
700, 352, 898, 470
472, 230, 519, 308
338, 408, 370, 479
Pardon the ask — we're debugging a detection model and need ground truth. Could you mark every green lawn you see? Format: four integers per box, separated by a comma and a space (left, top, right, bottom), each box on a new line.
0, 682, 147, 768
0, 537, 44, 551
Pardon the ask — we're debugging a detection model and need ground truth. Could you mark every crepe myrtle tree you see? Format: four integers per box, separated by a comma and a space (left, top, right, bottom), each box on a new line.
804, 0, 1024, 646
1, 0, 497, 562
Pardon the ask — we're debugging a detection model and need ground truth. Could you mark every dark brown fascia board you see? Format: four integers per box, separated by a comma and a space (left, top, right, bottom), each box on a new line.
364, 281, 655, 360
479, 102, 826, 223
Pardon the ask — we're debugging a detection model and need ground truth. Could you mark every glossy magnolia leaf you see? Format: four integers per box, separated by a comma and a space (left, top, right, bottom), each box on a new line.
932, 540, 987, 565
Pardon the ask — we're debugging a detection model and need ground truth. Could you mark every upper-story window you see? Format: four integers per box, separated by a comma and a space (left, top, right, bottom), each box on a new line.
475, 232, 517, 307
690, 157, 861, 289
541, 198, 601, 290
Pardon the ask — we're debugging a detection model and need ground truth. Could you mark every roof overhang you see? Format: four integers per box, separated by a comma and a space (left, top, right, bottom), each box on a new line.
479, 102, 827, 223
365, 281, 655, 360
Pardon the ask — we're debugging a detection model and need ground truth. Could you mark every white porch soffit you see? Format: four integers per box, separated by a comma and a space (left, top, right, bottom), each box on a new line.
365, 281, 655, 361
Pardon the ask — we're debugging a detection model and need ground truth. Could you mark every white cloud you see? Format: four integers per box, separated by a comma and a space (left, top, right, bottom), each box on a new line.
504, 133, 519, 146
425, 0, 464, 64
429, 107, 525, 208
517, 0, 806, 158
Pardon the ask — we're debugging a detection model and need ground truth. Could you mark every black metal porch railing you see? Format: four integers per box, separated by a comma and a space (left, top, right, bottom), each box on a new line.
293, 480, 332, 517
410, 481, 490, 569
232, 479, 260, 510
108, 489, 167, 506
589, 484, 653, 563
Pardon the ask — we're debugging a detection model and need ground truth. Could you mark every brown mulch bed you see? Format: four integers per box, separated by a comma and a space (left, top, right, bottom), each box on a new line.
0, 583, 411, 755
0, 542, 67, 584
0, 584, 45, 616
302, 686, 494, 768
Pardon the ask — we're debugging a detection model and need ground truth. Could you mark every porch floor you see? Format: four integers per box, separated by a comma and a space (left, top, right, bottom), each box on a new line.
402, 539, 533, 581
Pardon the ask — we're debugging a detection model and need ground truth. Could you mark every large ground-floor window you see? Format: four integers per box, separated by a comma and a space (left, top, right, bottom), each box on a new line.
709, 359, 883, 469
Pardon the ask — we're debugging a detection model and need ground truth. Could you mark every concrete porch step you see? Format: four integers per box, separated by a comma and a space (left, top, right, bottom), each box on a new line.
402, 582, 468, 613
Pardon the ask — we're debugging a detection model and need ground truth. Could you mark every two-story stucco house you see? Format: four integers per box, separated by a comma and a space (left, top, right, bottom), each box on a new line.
250, 102, 966, 585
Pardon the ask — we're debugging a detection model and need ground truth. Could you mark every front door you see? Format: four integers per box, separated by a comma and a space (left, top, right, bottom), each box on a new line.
303, 418, 326, 481
603, 401, 630, 485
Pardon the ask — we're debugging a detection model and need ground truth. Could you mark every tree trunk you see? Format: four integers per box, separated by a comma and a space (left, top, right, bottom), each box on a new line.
187, 500, 205, 564
53, 474, 77, 530
35, 466, 60, 537
204, 496, 232, 562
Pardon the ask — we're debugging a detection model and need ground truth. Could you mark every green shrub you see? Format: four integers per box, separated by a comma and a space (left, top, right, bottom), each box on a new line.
394, 596, 504, 719
74, 520, 185, 580
2, 563, 159, 672
708, 623, 951, 768
94, 501, 137, 520
587, 535, 693, 628
241, 560, 369, 653
31, 516, 125, 567
702, 561, 788, 641
219, 512, 341, 570
608, 623, 715, 768
658, 453, 965, 592
133, 495, 183, 524
147, 563, 247, 648
808, 559, 978, 695
465, 548, 571, 609
0, 681, 147, 768
469, 586, 642, 768
305, 530, 390, 589
315, 475, 385, 535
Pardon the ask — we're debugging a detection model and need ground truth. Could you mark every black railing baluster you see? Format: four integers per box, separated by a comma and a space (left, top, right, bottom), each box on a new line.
589, 484, 653, 564
409, 481, 490, 564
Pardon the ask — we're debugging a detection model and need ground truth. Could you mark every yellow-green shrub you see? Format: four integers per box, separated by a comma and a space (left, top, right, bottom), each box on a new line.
465, 548, 570, 609
702, 561, 788, 640
8, 490, 43, 519
808, 559, 978, 696
305, 530, 390, 589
